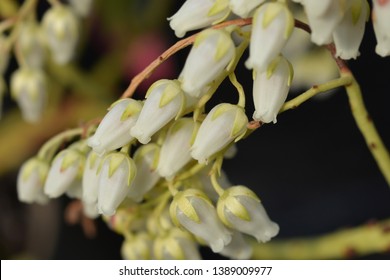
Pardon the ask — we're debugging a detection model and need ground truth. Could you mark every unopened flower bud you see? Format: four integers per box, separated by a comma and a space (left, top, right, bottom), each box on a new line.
333, 0, 369, 59
17, 157, 50, 204
168, 0, 230, 38
170, 189, 232, 252
252, 56, 293, 123
217, 186, 279, 243
42, 5, 79, 64
219, 230, 253, 259
44, 148, 85, 198
17, 22, 46, 69
372, 0, 390, 56
154, 228, 201, 260
87, 98, 142, 155
82, 200, 99, 219
82, 150, 101, 203
229, 0, 266, 18
293, 0, 348, 45
10, 67, 47, 123
130, 79, 184, 144
97, 152, 136, 216
121, 233, 153, 260
191, 103, 248, 164
69, 0, 94, 17
245, 2, 294, 72
128, 144, 161, 202
180, 29, 235, 97
157, 118, 196, 179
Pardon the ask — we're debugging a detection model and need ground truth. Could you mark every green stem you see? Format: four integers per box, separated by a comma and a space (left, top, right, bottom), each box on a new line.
229, 72, 246, 108
280, 76, 353, 113
251, 219, 390, 259
341, 71, 390, 186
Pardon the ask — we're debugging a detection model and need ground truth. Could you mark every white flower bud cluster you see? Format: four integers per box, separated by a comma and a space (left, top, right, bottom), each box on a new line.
0, 0, 94, 123
14, 0, 390, 260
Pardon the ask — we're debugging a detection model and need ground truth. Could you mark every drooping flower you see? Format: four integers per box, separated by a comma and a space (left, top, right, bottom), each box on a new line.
130, 79, 184, 144
128, 144, 161, 202
82, 200, 99, 219
10, 67, 47, 123
157, 118, 196, 179
17, 21, 46, 69
219, 230, 253, 259
332, 0, 370, 59
170, 189, 232, 252
168, 0, 230, 38
191, 103, 248, 164
87, 98, 142, 155
372, 0, 390, 56
217, 186, 279, 243
154, 228, 201, 260
245, 2, 294, 72
82, 151, 101, 204
293, 0, 350, 45
97, 152, 136, 216
229, 0, 266, 18
44, 148, 85, 198
180, 29, 235, 97
17, 157, 50, 204
252, 55, 293, 123
42, 4, 79, 64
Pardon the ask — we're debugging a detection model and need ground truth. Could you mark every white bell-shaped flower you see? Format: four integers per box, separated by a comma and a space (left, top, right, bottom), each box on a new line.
252, 55, 293, 123
372, 0, 390, 56
332, 0, 369, 59
82, 200, 99, 219
128, 144, 161, 202
229, 0, 265, 18
130, 79, 184, 144
219, 230, 253, 259
17, 22, 46, 69
97, 152, 136, 216
154, 228, 201, 260
157, 118, 196, 179
0, 34, 10, 74
168, 0, 230, 38
44, 148, 85, 198
88, 98, 142, 155
121, 233, 153, 260
170, 189, 232, 253
191, 103, 248, 164
10, 67, 47, 123
293, 0, 349, 45
82, 150, 101, 203
217, 186, 279, 243
42, 4, 79, 64
69, 0, 94, 17
245, 2, 294, 72
180, 29, 235, 97
17, 157, 50, 204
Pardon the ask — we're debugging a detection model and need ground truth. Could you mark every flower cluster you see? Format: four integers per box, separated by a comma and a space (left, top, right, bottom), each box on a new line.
0, 0, 94, 123
14, 0, 390, 260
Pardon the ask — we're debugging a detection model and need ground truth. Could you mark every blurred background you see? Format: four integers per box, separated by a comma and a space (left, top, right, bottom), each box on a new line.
0, 0, 389, 259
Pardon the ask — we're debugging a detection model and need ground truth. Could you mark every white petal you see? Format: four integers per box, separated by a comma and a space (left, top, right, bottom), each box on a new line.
69, 0, 94, 17
169, 0, 230, 38
176, 197, 231, 252
373, 0, 390, 56
219, 231, 253, 259
88, 99, 141, 155
157, 118, 195, 179
252, 56, 291, 123
180, 29, 235, 97
130, 80, 183, 144
229, 0, 265, 18
82, 151, 101, 203
17, 22, 46, 69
